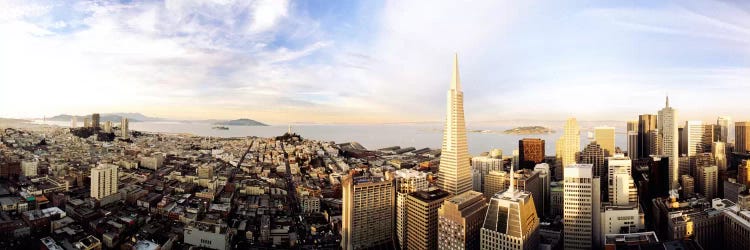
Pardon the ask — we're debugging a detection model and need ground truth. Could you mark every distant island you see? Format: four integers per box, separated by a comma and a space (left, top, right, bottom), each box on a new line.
213, 119, 267, 126
503, 126, 554, 135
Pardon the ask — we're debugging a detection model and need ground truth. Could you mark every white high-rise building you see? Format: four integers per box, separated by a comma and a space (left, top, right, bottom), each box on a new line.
556, 118, 581, 168
607, 154, 636, 205
564, 164, 601, 250
91, 164, 119, 200
438, 54, 472, 195
684, 121, 705, 156
480, 165, 539, 250
394, 169, 429, 250
71, 117, 77, 128
658, 96, 680, 190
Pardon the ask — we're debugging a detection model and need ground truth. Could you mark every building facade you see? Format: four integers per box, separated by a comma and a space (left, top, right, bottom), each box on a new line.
563, 164, 601, 250
438, 190, 488, 250
519, 138, 545, 169
90, 164, 118, 200
406, 188, 451, 250
438, 55, 472, 195
341, 174, 394, 250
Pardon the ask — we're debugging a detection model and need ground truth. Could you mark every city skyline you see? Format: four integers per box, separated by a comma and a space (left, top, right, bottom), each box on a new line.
2, 0, 750, 123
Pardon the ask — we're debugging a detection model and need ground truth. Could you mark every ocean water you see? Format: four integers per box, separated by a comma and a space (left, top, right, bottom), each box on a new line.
34, 120, 627, 156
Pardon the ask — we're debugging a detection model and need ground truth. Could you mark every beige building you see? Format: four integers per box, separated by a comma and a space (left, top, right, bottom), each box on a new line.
594, 126, 616, 156
91, 164, 118, 200
483, 170, 506, 199
406, 188, 451, 250
438, 54, 472, 195
341, 174, 394, 250
121, 117, 129, 138
394, 169, 429, 250
438, 190, 487, 250
556, 118, 580, 168
723, 208, 750, 250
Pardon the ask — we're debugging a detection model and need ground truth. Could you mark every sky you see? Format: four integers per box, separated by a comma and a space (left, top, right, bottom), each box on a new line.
1, 0, 749, 124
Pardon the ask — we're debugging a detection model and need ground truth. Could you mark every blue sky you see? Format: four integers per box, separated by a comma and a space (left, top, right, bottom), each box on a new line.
1, 0, 748, 124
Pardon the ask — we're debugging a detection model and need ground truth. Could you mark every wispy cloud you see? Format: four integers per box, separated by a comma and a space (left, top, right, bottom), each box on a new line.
0, 0, 749, 124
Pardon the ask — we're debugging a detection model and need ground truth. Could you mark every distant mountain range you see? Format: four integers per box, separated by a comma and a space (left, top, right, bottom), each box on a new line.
212, 118, 267, 126
47, 113, 267, 126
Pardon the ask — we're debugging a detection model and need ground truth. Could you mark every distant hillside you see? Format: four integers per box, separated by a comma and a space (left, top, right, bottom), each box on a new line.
48, 113, 161, 123
213, 118, 267, 126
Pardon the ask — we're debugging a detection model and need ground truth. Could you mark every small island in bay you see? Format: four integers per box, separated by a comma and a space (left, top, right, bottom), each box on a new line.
503, 126, 554, 135
213, 118, 268, 126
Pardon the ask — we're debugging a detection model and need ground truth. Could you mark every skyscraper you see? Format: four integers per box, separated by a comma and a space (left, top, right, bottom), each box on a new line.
556, 118, 580, 168
684, 121, 705, 156
717, 116, 732, 143
563, 164, 601, 250
736, 122, 750, 153
658, 96, 679, 190
90, 164, 118, 200
394, 169, 429, 250
406, 188, 451, 250
71, 116, 77, 128
533, 163, 551, 217
696, 165, 718, 199
480, 165, 540, 250
121, 117, 129, 138
627, 120, 638, 159
580, 141, 606, 198
438, 54, 471, 195
607, 154, 636, 205
594, 126, 615, 156
518, 138, 545, 169
91, 113, 100, 129
341, 174, 394, 250
638, 114, 657, 158
438, 190, 488, 250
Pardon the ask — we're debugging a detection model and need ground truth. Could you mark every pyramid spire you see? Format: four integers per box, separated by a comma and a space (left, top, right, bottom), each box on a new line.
451, 53, 461, 91
506, 160, 515, 197
666, 95, 670, 107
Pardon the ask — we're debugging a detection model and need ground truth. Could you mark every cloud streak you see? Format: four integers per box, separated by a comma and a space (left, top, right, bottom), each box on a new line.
0, 0, 749, 124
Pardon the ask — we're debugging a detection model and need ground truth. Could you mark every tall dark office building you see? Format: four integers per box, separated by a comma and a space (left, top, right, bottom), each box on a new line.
519, 138, 545, 169
638, 114, 657, 159
91, 113, 101, 129
736, 122, 750, 153
579, 142, 607, 199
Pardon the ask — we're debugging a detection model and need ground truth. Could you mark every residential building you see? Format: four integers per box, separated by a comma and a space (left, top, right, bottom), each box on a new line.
90, 164, 118, 200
